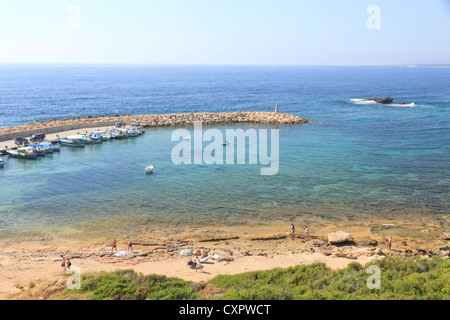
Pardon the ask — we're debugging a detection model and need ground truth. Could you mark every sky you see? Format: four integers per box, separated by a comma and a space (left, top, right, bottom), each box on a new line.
0, 0, 449, 65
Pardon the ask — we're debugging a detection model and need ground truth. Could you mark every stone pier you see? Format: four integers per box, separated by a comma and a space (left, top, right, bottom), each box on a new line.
0, 110, 309, 143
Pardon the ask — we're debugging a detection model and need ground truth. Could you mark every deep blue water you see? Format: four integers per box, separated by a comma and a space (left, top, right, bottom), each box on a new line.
0, 65, 449, 237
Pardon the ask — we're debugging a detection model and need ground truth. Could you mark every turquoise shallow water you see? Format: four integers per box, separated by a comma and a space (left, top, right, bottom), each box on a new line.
0, 65, 449, 238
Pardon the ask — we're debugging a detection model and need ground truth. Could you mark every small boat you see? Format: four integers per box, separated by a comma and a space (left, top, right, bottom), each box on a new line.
145, 165, 154, 174
51, 143, 61, 152
117, 128, 129, 138
6, 147, 38, 159
58, 138, 85, 147
108, 129, 121, 139
183, 136, 191, 141
40, 141, 55, 153
222, 140, 230, 146
67, 135, 90, 144
41, 140, 60, 152
126, 127, 139, 137
27, 143, 47, 156
88, 133, 103, 144
137, 127, 145, 135
97, 131, 111, 141
0, 157, 4, 167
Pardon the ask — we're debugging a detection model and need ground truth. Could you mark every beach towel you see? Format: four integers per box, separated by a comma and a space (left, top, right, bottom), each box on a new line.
114, 251, 127, 257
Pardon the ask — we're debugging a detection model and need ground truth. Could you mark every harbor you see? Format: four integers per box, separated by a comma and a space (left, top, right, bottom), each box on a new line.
0, 123, 145, 158
0, 109, 308, 152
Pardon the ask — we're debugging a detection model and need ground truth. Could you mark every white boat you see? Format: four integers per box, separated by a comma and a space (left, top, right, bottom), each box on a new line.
6, 147, 38, 159
58, 138, 85, 147
0, 157, 4, 167
126, 127, 139, 137
183, 136, 191, 141
222, 140, 230, 146
30, 142, 54, 154
51, 143, 61, 152
27, 144, 46, 156
67, 135, 90, 144
117, 128, 129, 138
88, 133, 103, 144
145, 165, 154, 174
40, 141, 54, 153
108, 129, 121, 139
97, 131, 111, 141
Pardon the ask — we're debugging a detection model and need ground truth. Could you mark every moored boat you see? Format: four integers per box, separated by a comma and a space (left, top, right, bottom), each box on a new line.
108, 129, 121, 139
0, 157, 4, 166
67, 135, 90, 144
88, 133, 103, 144
58, 138, 85, 147
27, 144, 46, 156
145, 165, 154, 174
51, 142, 61, 152
97, 131, 111, 141
126, 127, 139, 137
6, 147, 38, 159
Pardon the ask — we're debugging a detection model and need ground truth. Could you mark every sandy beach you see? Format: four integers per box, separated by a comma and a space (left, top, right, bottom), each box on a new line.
1, 217, 448, 300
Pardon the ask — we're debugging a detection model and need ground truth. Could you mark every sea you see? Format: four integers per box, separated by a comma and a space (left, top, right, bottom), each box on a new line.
0, 64, 449, 240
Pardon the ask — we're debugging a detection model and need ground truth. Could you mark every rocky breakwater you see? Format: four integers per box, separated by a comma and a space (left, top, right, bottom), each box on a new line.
0, 111, 309, 140
132, 111, 308, 127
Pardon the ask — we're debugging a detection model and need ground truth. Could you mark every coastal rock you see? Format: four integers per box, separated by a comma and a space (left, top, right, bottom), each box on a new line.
362, 97, 394, 104
327, 231, 354, 244
442, 232, 450, 240
358, 238, 378, 247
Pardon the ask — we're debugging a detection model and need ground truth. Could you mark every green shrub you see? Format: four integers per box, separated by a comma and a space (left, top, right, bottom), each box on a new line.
65, 256, 449, 300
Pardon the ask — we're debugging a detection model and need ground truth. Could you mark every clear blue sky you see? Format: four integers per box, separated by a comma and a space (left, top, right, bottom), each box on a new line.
1, 0, 449, 65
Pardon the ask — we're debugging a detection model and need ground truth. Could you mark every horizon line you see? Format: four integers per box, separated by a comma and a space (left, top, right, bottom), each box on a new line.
1, 62, 450, 68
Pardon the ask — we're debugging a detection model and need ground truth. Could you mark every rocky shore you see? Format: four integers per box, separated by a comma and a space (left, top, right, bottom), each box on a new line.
0, 110, 309, 141
1, 222, 449, 299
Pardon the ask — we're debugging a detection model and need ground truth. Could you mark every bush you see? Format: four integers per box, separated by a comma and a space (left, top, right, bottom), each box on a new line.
65, 256, 449, 300
74, 270, 199, 300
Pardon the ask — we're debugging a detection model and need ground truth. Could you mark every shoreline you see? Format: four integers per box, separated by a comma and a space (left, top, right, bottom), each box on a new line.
1, 217, 448, 299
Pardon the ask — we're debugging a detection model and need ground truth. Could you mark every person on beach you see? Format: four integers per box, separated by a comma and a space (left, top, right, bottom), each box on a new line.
305, 226, 309, 239
386, 237, 392, 250
111, 238, 117, 253
60, 255, 66, 271
128, 240, 133, 252
66, 258, 72, 272
195, 256, 203, 272
291, 224, 295, 238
